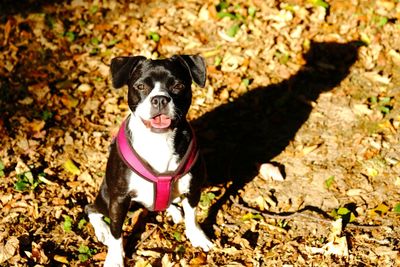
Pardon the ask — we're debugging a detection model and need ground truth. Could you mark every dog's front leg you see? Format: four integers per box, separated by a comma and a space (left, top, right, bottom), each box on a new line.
104, 196, 130, 267
182, 198, 213, 251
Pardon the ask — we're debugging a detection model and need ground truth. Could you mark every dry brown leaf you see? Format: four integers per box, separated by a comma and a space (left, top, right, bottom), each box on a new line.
54, 255, 69, 264
137, 250, 161, 258
189, 253, 207, 265
0, 237, 19, 264
364, 71, 391, 85
258, 163, 284, 181
92, 251, 107, 261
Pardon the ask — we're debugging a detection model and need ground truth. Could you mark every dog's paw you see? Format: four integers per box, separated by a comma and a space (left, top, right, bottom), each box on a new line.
186, 229, 214, 252
166, 205, 183, 224
104, 253, 124, 267
94, 225, 110, 245
88, 213, 110, 245
104, 237, 125, 267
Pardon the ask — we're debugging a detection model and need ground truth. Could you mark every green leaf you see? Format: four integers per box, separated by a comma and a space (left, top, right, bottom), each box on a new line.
333, 207, 356, 222
41, 110, 53, 121
14, 180, 29, 191
369, 96, 378, 104
277, 219, 288, 228
278, 52, 289, 65
78, 19, 86, 27
65, 31, 75, 42
376, 16, 388, 27
217, 11, 237, 20
242, 78, 250, 87
226, 24, 240, 37
394, 203, 400, 214
45, 14, 55, 29
308, 0, 329, 8
149, 32, 160, 42
379, 97, 391, 105
63, 215, 73, 232
103, 216, 111, 225
78, 253, 89, 262
63, 159, 81, 175
242, 213, 263, 221
0, 161, 4, 177
89, 47, 99, 56
379, 106, 390, 114
214, 56, 222, 66
89, 5, 98, 14
173, 231, 182, 242
107, 39, 120, 47
216, 1, 229, 11
90, 37, 100, 46
325, 176, 335, 189
77, 219, 87, 230
248, 6, 256, 17
78, 245, 90, 254
337, 207, 351, 216
360, 33, 371, 45
175, 245, 185, 254
200, 192, 216, 207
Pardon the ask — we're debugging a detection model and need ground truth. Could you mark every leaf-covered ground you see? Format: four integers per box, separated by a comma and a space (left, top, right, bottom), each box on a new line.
1, 0, 400, 266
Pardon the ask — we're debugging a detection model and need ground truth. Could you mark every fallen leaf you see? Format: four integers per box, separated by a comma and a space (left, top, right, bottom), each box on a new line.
364, 72, 391, 85
368, 203, 389, 217
27, 120, 45, 133
18, 97, 34, 105
259, 163, 284, 181
92, 251, 107, 261
77, 83, 92, 93
161, 254, 174, 267
54, 255, 69, 264
61, 94, 79, 108
393, 203, 400, 214
306, 218, 348, 257
137, 250, 161, 258
189, 253, 207, 265
302, 144, 319, 155
346, 188, 365, 196
63, 159, 81, 175
0, 236, 19, 264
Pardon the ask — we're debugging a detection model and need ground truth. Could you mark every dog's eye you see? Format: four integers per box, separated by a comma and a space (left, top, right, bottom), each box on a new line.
136, 84, 146, 91
172, 83, 185, 92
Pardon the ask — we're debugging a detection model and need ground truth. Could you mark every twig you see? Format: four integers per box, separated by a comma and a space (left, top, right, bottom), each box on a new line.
135, 223, 159, 249
230, 196, 383, 230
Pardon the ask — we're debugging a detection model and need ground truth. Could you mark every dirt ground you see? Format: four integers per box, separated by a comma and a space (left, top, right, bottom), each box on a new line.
1, 0, 399, 266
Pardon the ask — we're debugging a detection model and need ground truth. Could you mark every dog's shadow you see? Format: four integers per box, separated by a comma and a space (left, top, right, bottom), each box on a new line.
191, 41, 361, 234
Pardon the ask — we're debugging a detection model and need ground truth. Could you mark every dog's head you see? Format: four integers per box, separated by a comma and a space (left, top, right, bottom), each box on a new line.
110, 55, 206, 133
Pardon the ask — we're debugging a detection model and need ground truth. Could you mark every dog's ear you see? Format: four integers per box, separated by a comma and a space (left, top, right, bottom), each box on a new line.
176, 55, 207, 88
110, 56, 146, 88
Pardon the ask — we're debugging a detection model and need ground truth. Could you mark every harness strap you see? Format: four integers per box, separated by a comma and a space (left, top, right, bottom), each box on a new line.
116, 119, 199, 211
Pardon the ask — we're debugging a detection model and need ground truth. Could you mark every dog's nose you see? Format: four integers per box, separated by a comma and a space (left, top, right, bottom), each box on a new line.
151, 95, 171, 109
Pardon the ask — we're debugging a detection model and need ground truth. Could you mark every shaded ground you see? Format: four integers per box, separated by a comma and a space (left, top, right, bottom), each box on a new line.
1, 0, 399, 266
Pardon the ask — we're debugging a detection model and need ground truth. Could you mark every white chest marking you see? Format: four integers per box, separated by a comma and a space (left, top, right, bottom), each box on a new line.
125, 110, 192, 209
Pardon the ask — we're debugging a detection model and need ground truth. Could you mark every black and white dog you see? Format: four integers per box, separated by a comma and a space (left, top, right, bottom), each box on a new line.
85, 55, 213, 266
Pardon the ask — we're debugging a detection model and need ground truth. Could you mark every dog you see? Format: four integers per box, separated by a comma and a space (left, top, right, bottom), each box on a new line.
85, 55, 213, 266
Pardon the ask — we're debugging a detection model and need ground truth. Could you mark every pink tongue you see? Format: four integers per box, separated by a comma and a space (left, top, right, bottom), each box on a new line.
150, 115, 172, 129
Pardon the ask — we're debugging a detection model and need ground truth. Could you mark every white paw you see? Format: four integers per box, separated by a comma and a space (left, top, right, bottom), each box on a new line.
104, 236, 125, 267
88, 213, 110, 245
94, 226, 110, 245
104, 253, 124, 267
166, 205, 183, 224
186, 229, 214, 252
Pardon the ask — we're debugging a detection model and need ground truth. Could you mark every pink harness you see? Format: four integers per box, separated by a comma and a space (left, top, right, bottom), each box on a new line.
116, 120, 199, 211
